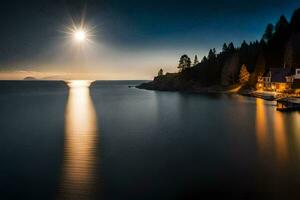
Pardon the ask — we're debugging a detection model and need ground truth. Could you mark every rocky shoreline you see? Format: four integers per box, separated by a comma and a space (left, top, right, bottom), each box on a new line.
136, 73, 244, 94
136, 74, 298, 102
137, 79, 300, 103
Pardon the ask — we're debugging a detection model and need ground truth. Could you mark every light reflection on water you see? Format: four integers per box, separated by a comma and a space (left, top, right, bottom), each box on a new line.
255, 99, 289, 166
292, 113, 300, 153
256, 98, 267, 155
3, 81, 300, 198
59, 80, 98, 199
273, 110, 288, 167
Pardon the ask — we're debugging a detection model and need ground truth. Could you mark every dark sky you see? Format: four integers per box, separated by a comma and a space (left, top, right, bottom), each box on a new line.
0, 0, 299, 73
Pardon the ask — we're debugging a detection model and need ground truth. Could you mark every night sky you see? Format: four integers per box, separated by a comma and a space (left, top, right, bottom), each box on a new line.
0, 0, 299, 79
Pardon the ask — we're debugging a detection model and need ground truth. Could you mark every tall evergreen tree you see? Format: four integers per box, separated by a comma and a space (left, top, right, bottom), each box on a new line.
262, 23, 274, 42
201, 56, 208, 63
228, 42, 235, 52
193, 55, 199, 66
270, 15, 291, 68
288, 8, 300, 67
208, 49, 216, 61
259, 39, 266, 47
178, 55, 191, 72
291, 8, 300, 33
239, 40, 249, 67
275, 15, 289, 33
222, 43, 228, 52
241, 40, 248, 49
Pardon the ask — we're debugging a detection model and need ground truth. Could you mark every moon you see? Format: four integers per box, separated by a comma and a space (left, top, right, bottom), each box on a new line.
74, 30, 86, 42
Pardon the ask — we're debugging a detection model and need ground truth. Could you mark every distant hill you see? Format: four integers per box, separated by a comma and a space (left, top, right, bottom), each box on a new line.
42, 75, 64, 80
23, 76, 37, 80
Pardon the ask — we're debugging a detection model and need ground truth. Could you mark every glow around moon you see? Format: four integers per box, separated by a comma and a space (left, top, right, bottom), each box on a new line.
65, 22, 94, 44
74, 30, 86, 42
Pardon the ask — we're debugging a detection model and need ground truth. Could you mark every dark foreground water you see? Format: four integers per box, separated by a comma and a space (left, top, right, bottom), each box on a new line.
1, 80, 300, 200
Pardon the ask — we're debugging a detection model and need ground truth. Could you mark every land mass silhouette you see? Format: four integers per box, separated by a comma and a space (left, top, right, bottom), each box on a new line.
138, 7, 300, 94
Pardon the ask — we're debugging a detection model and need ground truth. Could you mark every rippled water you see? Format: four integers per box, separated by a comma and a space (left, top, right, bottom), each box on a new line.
0, 80, 300, 199
59, 81, 98, 199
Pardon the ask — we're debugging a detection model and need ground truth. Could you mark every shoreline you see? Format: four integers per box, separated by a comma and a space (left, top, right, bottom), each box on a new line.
136, 81, 300, 102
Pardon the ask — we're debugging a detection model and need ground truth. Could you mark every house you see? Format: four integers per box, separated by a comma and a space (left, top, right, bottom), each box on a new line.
257, 68, 296, 92
257, 71, 271, 89
292, 69, 300, 93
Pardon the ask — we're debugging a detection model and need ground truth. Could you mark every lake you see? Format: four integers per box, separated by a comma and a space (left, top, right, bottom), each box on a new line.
0, 80, 300, 199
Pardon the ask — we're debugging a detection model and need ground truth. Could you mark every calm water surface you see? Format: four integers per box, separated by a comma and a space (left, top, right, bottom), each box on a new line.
0, 80, 300, 199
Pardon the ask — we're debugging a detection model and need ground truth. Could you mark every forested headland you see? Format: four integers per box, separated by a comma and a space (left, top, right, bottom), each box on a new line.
138, 8, 300, 93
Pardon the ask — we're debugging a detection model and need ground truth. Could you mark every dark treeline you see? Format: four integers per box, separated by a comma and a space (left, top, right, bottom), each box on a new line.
176, 7, 300, 88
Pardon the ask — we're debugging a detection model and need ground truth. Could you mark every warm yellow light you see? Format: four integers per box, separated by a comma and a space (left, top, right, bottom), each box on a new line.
279, 84, 286, 91
74, 30, 86, 42
60, 80, 98, 199
65, 22, 94, 44
67, 80, 92, 88
271, 85, 276, 90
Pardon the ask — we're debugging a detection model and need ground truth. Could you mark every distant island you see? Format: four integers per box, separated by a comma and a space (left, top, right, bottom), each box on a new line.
23, 76, 37, 80
138, 8, 300, 97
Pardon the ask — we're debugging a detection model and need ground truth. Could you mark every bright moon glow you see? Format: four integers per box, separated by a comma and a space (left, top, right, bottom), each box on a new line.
66, 22, 94, 44
67, 80, 92, 87
74, 30, 86, 42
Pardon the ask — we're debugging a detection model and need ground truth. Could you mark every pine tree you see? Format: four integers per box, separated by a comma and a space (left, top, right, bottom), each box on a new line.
275, 15, 289, 33
262, 23, 274, 42
178, 55, 191, 72
291, 8, 300, 33
222, 43, 228, 52
201, 56, 208, 63
228, 42, 235, 52
193, 55, 199, 66
208, 49, 216, 61
241, 40, 248, 49
248, 52, 266, 87
239, 64, 250, 84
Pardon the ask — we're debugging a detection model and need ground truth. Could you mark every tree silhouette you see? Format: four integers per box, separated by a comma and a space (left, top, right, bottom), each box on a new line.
241, 40, 248, 49
178, 55, 191, 72
275, 15, 289, 33
208, 49, 216, 61
201, 56, 208, 63
222, 43, 228, 52
148, 7, 300, 90
262, 24, 274, 42
193, 55, 199, 66
291, 8, 300, 33
158, 68, 163, 76
228, 42, 235, 52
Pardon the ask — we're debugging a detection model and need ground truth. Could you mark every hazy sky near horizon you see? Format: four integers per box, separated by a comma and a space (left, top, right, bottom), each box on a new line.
0, 0, 299, 79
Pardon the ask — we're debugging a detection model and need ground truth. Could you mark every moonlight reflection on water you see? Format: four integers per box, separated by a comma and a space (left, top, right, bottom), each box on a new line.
59, 80, 99, 199
3, 81, 300, 199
